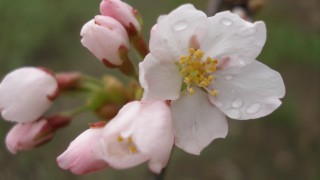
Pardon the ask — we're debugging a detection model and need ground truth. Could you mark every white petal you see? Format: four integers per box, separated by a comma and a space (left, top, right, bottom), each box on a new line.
171, 88, 228, 155
139, 54, 182, 101
201, 11, 266, 67
0, 67, 57, 123
149, 4, 208, 62
209, 61, 285, 120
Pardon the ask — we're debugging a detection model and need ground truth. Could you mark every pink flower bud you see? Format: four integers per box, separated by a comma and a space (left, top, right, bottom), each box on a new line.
0, 67, 58, 123
100, 0, 141, 36
57, 127, 109, 175
81, 15, 130, 66
5, 119, 54, 154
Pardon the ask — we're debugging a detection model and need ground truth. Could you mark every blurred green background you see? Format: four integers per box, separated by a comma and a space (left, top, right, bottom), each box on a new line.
0, 0, 320, 179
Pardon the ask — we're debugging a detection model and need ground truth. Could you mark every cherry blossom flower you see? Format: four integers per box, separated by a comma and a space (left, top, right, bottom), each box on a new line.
0, 67, 58, 123
57, 127, 109, 175
100, 0, 141, 35
81, 15, 129, 66
139, 4, 285, 155
95, 100, 174, 174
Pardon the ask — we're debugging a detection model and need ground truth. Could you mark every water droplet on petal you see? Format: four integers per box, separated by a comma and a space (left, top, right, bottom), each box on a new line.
246, 103, 261, 114
232, 98, 243, 108
221, 18, 233, 26
225, 75, 233, 80
173, 21, 188, 31
226, 109, 242, 119
238, 56, 246, 66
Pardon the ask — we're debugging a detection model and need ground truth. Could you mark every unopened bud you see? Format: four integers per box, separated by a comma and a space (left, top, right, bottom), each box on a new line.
81, 15, 130, 66
0, 67, 58, 123
6, 119, 54, 154
100, 0, 142, 36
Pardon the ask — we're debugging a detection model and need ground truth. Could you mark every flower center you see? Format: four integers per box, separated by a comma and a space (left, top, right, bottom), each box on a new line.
178, 48, 218, 96
117, 135, 137, 154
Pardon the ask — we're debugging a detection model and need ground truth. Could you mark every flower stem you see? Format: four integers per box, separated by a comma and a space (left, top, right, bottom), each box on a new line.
60, 105, 90, 118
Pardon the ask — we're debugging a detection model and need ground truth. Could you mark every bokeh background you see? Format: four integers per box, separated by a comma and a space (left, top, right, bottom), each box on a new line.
0, 0, 320, 179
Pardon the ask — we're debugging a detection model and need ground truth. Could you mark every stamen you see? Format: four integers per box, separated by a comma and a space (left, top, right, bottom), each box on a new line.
188, 86, 194, 95
129, 146, 137, 154
117, 136, 123, 142
178, 48, 218, 96
211, 89, 218, 96
116, 135, 138, 154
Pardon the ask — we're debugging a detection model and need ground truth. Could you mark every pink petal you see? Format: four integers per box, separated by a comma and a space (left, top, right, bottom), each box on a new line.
57, 128, 108, 175
96, 101, 174, 173
80, 16, 129, 65
100, 0, 140, 33
6, 120, 44, 153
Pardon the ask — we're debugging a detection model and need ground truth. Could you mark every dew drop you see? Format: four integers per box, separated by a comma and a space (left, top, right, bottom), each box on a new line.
221, 18, 233, 26
173, 21, 188, 31
226, 109, 242, 119
225, 75, 233, 80
232, 98, 243, 108
246, 103, 261, 114
238, 56, 246, 66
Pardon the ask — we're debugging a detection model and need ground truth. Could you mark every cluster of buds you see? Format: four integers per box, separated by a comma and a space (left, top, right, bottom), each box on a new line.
0, 0, 285, 178
81, 0, 147, 77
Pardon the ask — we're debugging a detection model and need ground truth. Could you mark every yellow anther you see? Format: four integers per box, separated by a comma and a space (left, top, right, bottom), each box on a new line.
129, 146, 137, 154
194, 50, 204, 59
179, 56, 187, 64
188, 87, 194, 95
184, 77, 191, 84
117, 136, 123, 142
211, 90, 218, 96
208, 75, 214, 81
179, 48, 218, 96
200, 81, 208, 87
189, 48, 195, 55
209, 66, 216, 72
206, 57, 212, 63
